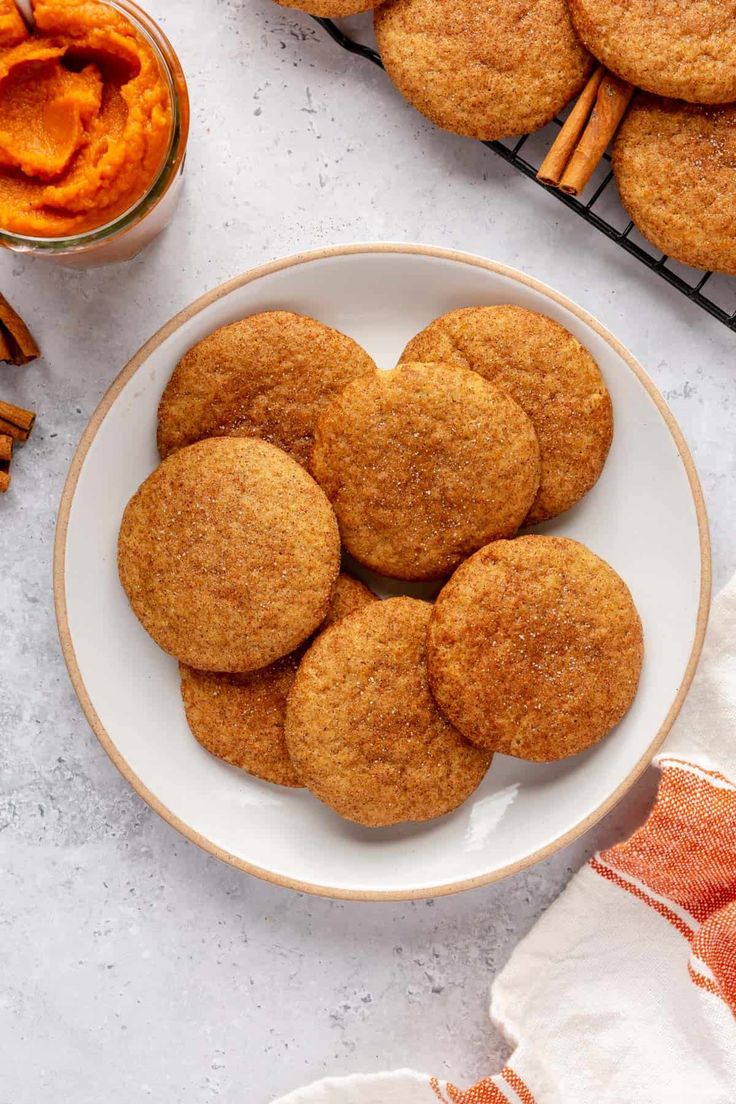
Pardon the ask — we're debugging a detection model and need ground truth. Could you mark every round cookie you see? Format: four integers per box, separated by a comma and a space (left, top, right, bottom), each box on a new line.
285, 597, 492, 827
427, 536, 643, 761
311, 362, 541, 580
275, 0, 382, 14
614, 96, 736, 276
118, 437, 341, 673
179, 574, 377, 788
374, 0, 592, 141
400, 306, 612, 525
157, 311, 376, 467
568, 0, 736, 104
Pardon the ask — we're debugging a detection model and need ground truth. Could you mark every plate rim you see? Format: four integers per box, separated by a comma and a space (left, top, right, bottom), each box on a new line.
53, 241, 712, 901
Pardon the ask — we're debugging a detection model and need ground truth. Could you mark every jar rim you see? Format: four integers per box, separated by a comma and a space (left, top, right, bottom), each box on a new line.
0, 0, 190, 253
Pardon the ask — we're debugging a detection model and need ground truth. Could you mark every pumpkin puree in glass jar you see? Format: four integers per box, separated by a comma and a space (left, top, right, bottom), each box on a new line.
0, 0, 172, 237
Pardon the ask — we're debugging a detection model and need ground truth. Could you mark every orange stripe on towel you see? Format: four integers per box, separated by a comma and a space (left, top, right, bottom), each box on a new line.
600, 762, 736, 924
592, 759, 736, 1012
589, 855, 694, 941
431, 1071, 535, 1104
501, 1067, 537, 1103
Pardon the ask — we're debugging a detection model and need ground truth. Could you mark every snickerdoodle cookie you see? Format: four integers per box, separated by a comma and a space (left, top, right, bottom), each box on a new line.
374, 0, 592, 141
614, 96, 736, 276
285, 597, 492, 827
275, 0, 382, 14
311, 362, 541, 580
400, 306, 612, 525
179, 574, 376, 788
118, 437, 340, 673
157, 311, 376, 467
427, 536, 643, 761
568, 0, 736, 104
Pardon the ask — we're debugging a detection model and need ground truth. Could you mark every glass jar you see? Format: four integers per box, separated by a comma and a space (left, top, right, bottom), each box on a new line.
0, 0, 190, 267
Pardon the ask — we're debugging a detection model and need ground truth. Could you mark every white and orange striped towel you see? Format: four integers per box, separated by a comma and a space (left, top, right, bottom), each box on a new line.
275, 576, 736, 1104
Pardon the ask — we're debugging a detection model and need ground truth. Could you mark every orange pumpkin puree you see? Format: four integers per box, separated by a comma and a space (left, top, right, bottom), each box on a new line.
0, 0, 172, 237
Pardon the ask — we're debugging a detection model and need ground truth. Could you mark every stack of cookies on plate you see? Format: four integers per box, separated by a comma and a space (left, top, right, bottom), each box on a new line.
274, 0, 736, 276
118, 307, 643, 828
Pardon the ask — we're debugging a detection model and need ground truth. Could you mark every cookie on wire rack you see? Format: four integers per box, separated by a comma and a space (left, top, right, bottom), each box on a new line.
374, 0, 593, 141
275, 0, 384, 16
568, 0, 736, 105
614, 95, 736, 277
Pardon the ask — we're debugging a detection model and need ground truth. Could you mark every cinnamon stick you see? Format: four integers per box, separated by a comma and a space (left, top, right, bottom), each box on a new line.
0, 293, 40, 366
0, 399, 35, 442
0, 432, 11, 493
0, 329, 13, 362
559, 74, 634, 197
537, 65, 605, 187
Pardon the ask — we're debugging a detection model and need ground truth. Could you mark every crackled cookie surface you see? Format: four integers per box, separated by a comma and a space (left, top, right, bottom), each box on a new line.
614, 96, 736, 276
286, 597, 492, 827
428, 536, 643, 761
179, 574, 376, 788
157, 311, 376, 467
375, 0, 592, 140
118, 437, 341, 672
401, 306, 612, 524
311, 361, 541, 580
569, 0, 736, 104
275, 0, 383, 14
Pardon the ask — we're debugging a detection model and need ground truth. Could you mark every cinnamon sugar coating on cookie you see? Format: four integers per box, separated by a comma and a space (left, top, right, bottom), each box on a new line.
375, 0, 592, 141
614, 96, 736, 276
179, 574, 376, 788
401, 306, 612, 525
275, 0, 382, 13
157, 311, 376, 467
181, 655, 304, 787
285, 597, 492, 827
569, 0, 736, 104
118, 437, 341, 673
311, 361, 541, 580
427, 536, 643, 761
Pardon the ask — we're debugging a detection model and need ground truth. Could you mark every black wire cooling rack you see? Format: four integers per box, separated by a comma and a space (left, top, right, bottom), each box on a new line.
314, 17, 736, 334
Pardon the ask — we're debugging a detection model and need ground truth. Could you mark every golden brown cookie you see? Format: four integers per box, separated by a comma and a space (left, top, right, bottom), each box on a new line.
179, 574, 377, 788
374, 0, 592, 141
118, 437, 341, 673
568, 0, 736, 104
285, 597, 492, 826
614, 96, 736, 276
427, 536, 643, 761
326, 572, 377, 625
157, 311, 376, 467
400, 306, 612, 525
181, 656, 304, 787
275, 0, 382, 14
311, 362, 541, 580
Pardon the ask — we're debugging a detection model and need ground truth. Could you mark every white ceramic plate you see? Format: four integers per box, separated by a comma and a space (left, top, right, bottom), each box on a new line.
55, 244, 711, 900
